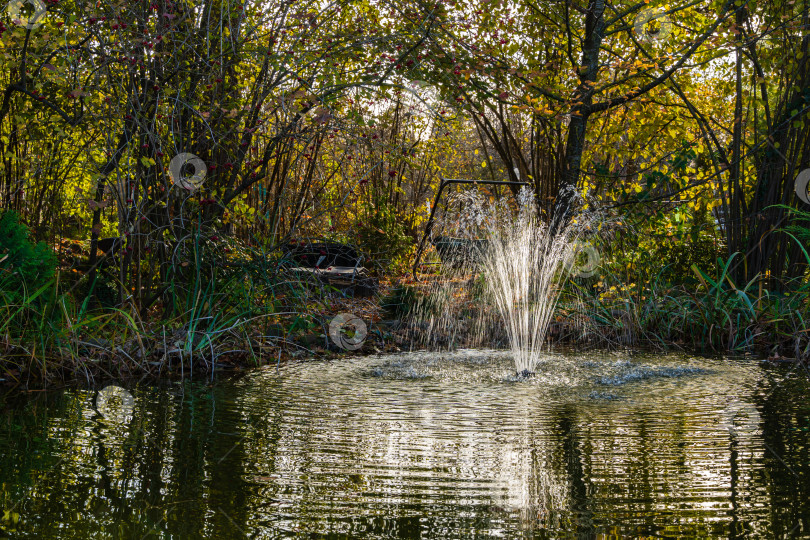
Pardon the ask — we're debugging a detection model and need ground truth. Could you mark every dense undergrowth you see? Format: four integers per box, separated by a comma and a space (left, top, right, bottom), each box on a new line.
559, 257, 810, 358
1, 0, 808, 386
2, 207, 809, 387
0, 211, 399, 386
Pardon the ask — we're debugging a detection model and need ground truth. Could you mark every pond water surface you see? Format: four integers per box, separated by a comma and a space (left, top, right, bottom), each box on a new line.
1, 350, 809, 538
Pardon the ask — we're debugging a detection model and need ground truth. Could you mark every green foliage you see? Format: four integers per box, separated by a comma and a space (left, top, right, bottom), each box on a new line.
164, 233, 279, 320
560, 253, 810, 358
780, 206, 810, 255
651, 230, 723, 282
0, 211, 56, 300
354, 201, 415, 275
0, 214, 63, 364
77, 268, 119, 309
381, 284, 419, 319
0, 0, 808, 380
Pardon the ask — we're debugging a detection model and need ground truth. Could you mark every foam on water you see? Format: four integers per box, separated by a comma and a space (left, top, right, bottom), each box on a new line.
588, 391, 625, 400
354, 350, 712, 397
596, 364, 707, 386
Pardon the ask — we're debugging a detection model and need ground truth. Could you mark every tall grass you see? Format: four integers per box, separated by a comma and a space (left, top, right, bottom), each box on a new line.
558, 252, 810, 359
0, 240, 331, 386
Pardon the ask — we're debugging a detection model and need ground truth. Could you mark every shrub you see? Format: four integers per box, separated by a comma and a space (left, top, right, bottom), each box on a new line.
353, 202, 414, 275
0, 211, 56, 301
381, 284, 419, 319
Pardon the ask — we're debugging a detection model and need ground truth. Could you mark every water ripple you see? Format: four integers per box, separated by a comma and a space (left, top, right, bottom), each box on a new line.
0, 351, 807, 539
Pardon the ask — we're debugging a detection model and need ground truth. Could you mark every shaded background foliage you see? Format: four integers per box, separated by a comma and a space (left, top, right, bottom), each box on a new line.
0, 0, 807, 369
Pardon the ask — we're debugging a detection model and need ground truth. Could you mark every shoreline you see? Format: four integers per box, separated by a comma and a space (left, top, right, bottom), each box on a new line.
2, 275, 808, 390
3, 321, 803, 392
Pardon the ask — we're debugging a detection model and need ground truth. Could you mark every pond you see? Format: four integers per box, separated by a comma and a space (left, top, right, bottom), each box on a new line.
1, 350, 809, 538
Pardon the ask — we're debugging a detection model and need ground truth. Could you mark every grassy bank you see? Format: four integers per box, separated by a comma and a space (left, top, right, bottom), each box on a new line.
557, 262, 810, 359
2, 269, 808, 388
0, 278, 409, 387
0, 237, 406, 387
2, 227, 808, 388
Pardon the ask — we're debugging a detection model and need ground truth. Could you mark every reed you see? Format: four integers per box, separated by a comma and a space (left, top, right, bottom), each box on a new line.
556, 253, 810, 359
0, 246, 332, 386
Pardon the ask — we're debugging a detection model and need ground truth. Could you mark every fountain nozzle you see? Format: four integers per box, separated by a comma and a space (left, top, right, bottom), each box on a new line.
517, 369, 535, 379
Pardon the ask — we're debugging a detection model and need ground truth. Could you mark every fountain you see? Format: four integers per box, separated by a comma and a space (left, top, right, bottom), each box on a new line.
411, 186, 587, 375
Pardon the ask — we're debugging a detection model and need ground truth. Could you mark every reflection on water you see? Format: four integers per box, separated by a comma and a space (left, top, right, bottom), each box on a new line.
1, 350, 809, 538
